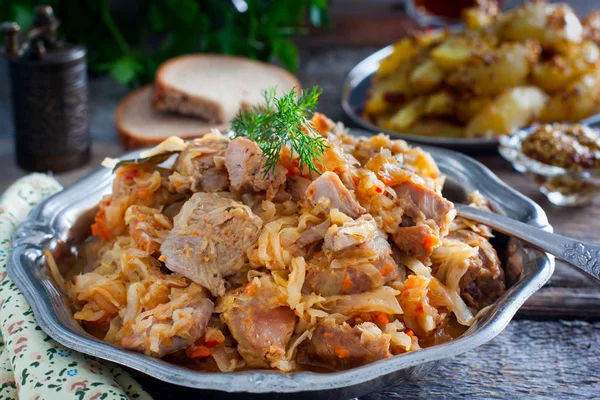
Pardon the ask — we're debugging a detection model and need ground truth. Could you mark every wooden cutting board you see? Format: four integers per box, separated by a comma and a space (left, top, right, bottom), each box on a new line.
1, 140, 598, 318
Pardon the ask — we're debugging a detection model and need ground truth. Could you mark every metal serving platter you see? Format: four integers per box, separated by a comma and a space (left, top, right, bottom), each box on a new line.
9, 140, 554, 399
341, 43, 600, 151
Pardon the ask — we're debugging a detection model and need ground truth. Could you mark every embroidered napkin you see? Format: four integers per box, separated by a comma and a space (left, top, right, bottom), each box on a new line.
0, 174, 152, 400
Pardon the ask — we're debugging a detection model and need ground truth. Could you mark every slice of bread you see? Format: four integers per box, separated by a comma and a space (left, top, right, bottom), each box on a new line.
153, 54, 301, 123
116, 85, 227, 149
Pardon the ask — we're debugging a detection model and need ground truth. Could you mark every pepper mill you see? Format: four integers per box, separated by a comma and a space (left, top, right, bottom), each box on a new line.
1, 5, 90, 173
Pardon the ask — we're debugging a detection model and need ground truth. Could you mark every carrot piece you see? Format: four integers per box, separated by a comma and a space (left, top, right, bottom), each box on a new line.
373, 312, 389, 326
186, 345, 211, 358
244, 282, 258, 296
91, 208, 111, 241
204, 340, 220, 348
324, 332, 333, 339
422, 235, 439, 249
334, 346, 349, 359
341, 277, 353, 291
405, 329, 414, 337
379, 263, 395, 277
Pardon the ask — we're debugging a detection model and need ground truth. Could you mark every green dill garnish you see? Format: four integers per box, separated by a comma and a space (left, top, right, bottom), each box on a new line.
231, 86, 328, 176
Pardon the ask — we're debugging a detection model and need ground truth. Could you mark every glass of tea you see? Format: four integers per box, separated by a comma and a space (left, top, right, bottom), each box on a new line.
405, 0, 502, 27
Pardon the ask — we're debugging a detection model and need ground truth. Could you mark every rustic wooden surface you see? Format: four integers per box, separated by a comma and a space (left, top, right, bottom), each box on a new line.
1, 1, 600, 398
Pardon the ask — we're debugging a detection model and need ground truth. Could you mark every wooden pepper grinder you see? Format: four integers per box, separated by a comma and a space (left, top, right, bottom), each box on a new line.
1, 5, 90, 173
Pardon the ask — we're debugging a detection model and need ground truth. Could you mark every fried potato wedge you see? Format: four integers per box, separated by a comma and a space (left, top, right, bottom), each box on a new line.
465, 86, 549, 138
538, 69, 600, 122
499, 2, 583, 51
447, 41, 540, 96
386, 98, 426, 131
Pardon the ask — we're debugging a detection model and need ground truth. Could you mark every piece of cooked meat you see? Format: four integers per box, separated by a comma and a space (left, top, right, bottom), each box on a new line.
286, 175, 312, 201
125, 205, 173, 255
389, 179, 454, 261
394, 180, 454, 231
304, 318, 392, 370
169, 135, 230, 193
303, 217, 399, 296
160, 192, 263, 296
217, 276, 296, 368
448, 229, 505, 309
225, 137, 287, 199
304, 259, 372, 296
119, 284, 214, 358
392, 225, 440, 262
296, 219, 331, 247
306, 171, 366, 218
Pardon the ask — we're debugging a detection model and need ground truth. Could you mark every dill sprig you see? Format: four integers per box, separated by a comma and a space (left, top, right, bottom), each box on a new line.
231, 86, 328, 176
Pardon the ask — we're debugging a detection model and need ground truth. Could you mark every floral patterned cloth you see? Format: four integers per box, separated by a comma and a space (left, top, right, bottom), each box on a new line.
0, 174, 153, 400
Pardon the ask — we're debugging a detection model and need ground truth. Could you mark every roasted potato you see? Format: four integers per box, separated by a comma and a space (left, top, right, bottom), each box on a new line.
376, 38, 419, 80
462, 0, 500, 30
465, 86, 548, 137
454, 95, 495, 124
531, 56, 582, 93
364, 72, 410, 116
499, 2, 583, 51
409, 59, 445, 91
446, 41, 540, 96
424, 92, 454, 117
538, 69, 600, 122
385, 98, 425, 131
430, 33, 499, 71
582, 11, 600, 44
415, 29, 449, 47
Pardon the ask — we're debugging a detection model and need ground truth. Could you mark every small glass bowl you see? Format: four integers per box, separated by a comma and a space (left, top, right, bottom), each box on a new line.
499, 128, 600, 207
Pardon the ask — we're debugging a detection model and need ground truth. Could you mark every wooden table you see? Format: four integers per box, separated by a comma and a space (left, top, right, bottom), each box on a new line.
1, 5, 600, 398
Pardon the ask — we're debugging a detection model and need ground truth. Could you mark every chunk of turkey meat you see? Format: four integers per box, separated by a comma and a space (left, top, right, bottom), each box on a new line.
392, 225, 440, 262
160, 193, 263, 296
216, 276, 296, 369
394, 180, 454, 231
169, 135, 230, 193
286, 175, 312, 201
225, 137, 287, 200
391, 180, 454, 261
447, 229, 505, 309
296, 219, 331, 247
303, 215, 399, 296
304, 318, 392, 370
306, 171, 366, 218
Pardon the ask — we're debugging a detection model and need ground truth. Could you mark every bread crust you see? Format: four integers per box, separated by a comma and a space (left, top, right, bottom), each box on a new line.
116, 85, 226, 150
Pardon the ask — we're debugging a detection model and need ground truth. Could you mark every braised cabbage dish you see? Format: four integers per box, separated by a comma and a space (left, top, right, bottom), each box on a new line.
365, 1, 600, 138
58, 92, 507, 372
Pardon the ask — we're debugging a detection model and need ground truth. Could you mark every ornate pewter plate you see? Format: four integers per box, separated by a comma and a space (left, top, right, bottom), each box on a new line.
8, 141, 554, 399
341, 43, 600, 151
